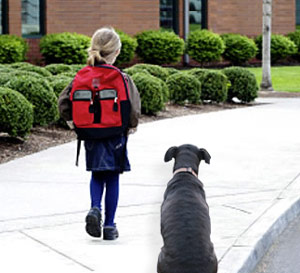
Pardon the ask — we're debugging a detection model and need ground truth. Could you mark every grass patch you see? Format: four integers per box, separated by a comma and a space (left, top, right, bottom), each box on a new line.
246, 66, 300, 92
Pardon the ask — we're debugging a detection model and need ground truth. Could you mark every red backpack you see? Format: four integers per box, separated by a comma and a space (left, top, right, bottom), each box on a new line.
70, 64, 131, 165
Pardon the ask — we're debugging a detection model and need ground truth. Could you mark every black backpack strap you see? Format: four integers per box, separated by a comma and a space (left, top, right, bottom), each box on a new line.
75, 138, 81, 166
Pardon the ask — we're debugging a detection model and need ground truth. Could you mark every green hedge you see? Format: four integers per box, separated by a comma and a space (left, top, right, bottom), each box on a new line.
0, 35, 28, 63
255, 34, 297, 63
131, 72, 164, 114
45, 63, 74, 75
135, 30, 184, 64
223, 67, 258, 103
9, 62, 52, 77
0, 87, 33, 138
167, 72, 201, 105
287, 30, 300, 61
125, 63, 169, 81
186, 30, 225, 64
50, 77, 71, 97
5, 76, 59, 126
115, 30, 137, 66
40, 32, 91, 64
221, 33, 257, 65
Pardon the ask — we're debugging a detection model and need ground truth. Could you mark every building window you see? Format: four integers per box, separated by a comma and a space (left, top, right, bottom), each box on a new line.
297, 0, 300, 29
0, 0, 8, 34
189, 0, 207, 32
160, 0, 179, 34
22, 0, 45, 37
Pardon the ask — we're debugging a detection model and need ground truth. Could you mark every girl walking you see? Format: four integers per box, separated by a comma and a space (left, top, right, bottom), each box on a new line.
59, 27, 141, 240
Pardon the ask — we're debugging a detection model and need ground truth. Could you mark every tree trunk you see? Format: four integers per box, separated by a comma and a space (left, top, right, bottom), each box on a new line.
261, 0, 274, 91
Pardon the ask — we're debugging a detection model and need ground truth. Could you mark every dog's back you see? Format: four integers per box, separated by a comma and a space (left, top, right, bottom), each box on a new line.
158, 173, 217, 273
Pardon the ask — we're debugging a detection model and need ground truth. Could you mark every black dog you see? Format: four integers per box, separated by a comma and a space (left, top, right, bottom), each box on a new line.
157, 144, 218, 273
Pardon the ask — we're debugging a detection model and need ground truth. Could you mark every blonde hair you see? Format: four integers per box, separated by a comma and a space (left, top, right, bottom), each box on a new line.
87, 27, 121, 66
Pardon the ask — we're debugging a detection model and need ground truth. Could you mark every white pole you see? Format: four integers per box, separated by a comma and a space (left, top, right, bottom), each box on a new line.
183, 0, 190, 65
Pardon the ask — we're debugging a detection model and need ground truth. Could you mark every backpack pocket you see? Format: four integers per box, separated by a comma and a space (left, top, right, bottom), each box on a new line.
72, 90, 94, 126
99, 89, 122, 127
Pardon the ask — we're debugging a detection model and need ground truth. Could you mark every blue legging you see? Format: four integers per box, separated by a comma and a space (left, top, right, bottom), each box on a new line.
90, 171, 119, 227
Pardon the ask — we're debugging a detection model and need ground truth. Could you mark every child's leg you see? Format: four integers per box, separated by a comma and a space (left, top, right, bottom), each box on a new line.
90, 171, 105, 210
103, 172, 120, 226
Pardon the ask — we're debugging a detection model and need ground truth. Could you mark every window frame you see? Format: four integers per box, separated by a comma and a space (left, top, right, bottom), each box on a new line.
1, 0, 9, 34
21, 0, 46, 38
160, 0, 179, 34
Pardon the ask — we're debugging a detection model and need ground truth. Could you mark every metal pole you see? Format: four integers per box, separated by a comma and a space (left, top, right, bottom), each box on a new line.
183, 0, 189, 65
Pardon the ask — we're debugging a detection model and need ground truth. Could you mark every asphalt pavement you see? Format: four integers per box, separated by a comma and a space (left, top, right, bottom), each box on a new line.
0, 97, 300, 273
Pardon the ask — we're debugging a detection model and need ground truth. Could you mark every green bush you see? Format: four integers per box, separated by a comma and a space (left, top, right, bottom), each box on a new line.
9, 62, 52, 77
69, 64, 86, 72
0, 35, 28, 63
287, 30, 300, 60
5, 76, 59, 126
50, 77, 71, 97
123, 66, 151, 77
131, 73, 164, 115
166, 72, 201, 105
164, 67, 180, 77
40, 32, 91, 64
0, 73, 12, 86
0, 87, 33, 138
255, 34, 297, 63
223, 67, 258, 103
115, 30, 137, 66
135, 30, 185, 64
45, 63, 73, 75
221, 33, 257, 65
127, 64, 169, 81
186, 30, 225, 64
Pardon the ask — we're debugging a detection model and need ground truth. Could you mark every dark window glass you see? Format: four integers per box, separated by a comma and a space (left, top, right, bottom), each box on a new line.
0, 0, 8, 34
297, 0, 300, 26
160, 0, 179, 34
189, 0, 207, 32
22, 0, 45, 36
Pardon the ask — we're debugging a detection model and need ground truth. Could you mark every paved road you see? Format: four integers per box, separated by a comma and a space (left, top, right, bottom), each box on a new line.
252, 214, 300, 273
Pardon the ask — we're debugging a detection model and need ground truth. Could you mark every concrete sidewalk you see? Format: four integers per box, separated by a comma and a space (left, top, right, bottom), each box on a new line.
0, 97, 300, 273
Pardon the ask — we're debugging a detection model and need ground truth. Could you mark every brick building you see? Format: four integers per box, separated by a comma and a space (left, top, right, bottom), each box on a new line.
0, 0, 299, 63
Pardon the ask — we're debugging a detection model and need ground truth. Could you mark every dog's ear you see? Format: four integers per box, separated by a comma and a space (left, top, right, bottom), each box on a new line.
164, 146, 178, 162
198, 148, 211, 164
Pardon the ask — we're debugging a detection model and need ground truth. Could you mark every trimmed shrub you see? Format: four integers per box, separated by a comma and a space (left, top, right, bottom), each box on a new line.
255, 34, 297, 63
135, 30, 185, 64
50, 77, 71, 97
166, 72, 201, 105
0, 35, 28, 63
0, 38, 24, 64
186, 30, 225, 64
40, 32, 91, 64
9, 62, 52, 77
164, 67, 180, 77
69, 64, 86, 72
127, 64, 169, 81
59, 71, 76, 78
47, 74, 73, 83
223, 67, 258, 103
0, 87, 33, 138
189, 69, 228, 102
123, 66, 151, 77
0, 73, 12, 86
131, 73, 164, 115
5, 76, 59, 126
287, 30, 300, 60
45, 63, 73, 75
115, 30, 138, 66
221, 33, 257, 65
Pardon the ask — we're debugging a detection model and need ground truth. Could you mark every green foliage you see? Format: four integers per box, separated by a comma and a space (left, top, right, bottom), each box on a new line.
45, 63, 73, 75
255, 34, 297, 63
287, 30, 300, 60
127, 64, 169, 81
223, 67, 258, 103
186, 30, 225, 64
50, 77, 71, 97
69, 64, 86, 72
135, 30, 185, 64
0, 73, 12, 86
131, 73, 164, 115
221, 33, 257, 65
0, 35, 28, 63
189, 69, 228, 102
115, 30, 137, 66
9, 62, 52, 77
166, 72, 201, 105
123, 66, 151, 77
5, 76, 59, 125
164, 67, 180, 76
0, 87, 33, 137
40, 32, 91, 64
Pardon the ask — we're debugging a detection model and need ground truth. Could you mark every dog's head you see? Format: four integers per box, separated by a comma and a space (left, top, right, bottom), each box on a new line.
164, 144, 210, 175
